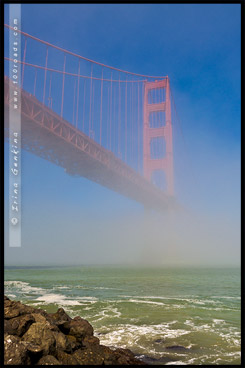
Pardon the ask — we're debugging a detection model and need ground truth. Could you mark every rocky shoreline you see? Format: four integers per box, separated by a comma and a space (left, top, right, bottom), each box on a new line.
4, 296, 146, 365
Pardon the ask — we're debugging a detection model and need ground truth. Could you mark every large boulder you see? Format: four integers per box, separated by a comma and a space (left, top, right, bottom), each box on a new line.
111, 347, 146, 365
56, 349, 80, 365
4, 298, 49, 320
60, 316, 93, 342
4, 300, 36, 319
66, 334, 82, 351
36, 355, 61, 365
53, 331, 73, 353
4, 334, 31, 365
22, 322, 56, 356
82, 335, 100, 348
49, 307, 72, 323
73, 345, 110, 365
73, 345, 145, 365
5, 314, 35, 337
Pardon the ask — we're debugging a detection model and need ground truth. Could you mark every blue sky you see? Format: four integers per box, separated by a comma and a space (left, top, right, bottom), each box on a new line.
4, 4, 241, 266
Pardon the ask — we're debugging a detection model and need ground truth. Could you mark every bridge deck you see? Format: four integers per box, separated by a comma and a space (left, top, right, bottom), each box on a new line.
4, 76, 176, 210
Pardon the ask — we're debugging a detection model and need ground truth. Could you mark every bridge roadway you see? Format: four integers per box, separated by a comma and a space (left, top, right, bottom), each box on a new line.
4, 76, 176, 210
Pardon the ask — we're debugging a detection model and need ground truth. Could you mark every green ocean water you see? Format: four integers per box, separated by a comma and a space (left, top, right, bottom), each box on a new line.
4, 266, 241, 365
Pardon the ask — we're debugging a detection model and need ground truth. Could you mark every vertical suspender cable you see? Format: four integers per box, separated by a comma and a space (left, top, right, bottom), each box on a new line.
43, 46, 48, 104
60, 53, 66, 117
113, 81, 116, 153
109, 71, 112, 150
76, 60, 80, 129
142, 82, 144, 175
125, 75, 127, 162
82, 80, 86, 132
107, 85, 110, 149
48, 72, 52, 109
91, 83, 95, 139
118, 74, 121, 156
131, 81, 134, 166
73, 79, 76, 125
33, 68, 37, 96
100, 68, 104, 145
137, 81, 140, 172
130, 80, 132, 165
89, 63, 93, 137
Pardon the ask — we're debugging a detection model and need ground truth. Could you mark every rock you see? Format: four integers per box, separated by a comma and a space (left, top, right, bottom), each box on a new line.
107, 347, 146, 365
26, 344, 45, 364
66, 334, 82, 351
73, 345, 145, 365
4, 319, 16, 335
4, 296, 146, 365
31, 313, 48, 324
22, 322, 56, 356
4, 334, 31, 365
27, 344, 44, 354
82, 336, 100, 347
154, 338, 165, 344
73, 346, 108, 365
36, 355, 61, 365
56, 349, 80, 365
4, 303, 21, 319
7, 314, 35, 337
166, 345, 189, 350
53, 331, 73, 353
5, 300, 37, 319
49, 308, 72, 323
62, 316, 94, 342
139, 355, 173, 365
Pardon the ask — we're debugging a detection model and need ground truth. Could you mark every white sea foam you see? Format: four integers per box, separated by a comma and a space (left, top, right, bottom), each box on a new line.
120, 295, 224, 308
5, 281, 46, 295
6, 294, 16, 298
211, 296, 241, 300
165, 361, 187, 365
34, 293, 82, 306
212, 319, 226, 325
128, 299, 166, 306
92, 307, 122, 322
75, 285, 120, 290
96, 323, 191, 350
32, 293, 98, 307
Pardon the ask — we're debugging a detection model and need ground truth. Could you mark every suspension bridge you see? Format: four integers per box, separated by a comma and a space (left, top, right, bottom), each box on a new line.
4, 24, 181, 210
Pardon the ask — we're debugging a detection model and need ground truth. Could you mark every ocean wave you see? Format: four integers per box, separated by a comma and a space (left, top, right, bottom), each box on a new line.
92, 307, 122, 322
165, 361, 187, 365
96, 322, 191, 350
6, 294, 16, 298
183, 318, 240, 348
210, 296, 241, 300
74, 285, 121, 290
120, 295, 228, 307
128, 299, 166, 306
31, 293, 98, 307
5, 281, 46, 295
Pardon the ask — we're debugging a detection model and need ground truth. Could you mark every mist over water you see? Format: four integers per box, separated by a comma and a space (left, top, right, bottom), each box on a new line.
5, 206, 240, 267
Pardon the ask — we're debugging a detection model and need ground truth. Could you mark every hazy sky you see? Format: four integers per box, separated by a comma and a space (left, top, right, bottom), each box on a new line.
4, 4, 241, 266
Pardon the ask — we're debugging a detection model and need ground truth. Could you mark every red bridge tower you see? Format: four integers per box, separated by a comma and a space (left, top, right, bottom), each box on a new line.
143, 77, 174, 196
